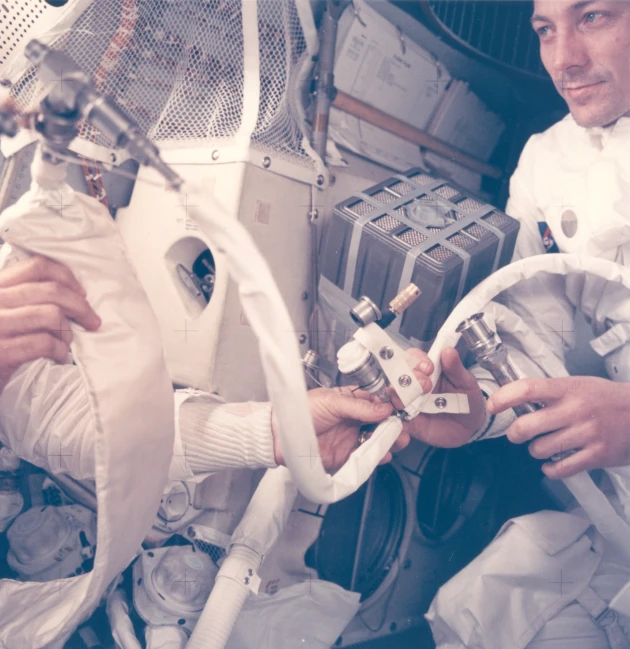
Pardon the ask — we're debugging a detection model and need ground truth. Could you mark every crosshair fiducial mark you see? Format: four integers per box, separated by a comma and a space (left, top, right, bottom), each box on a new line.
173, 320, 199, 343
50, 440, 74, 469
47, 194, 72, 219
549, 569, 574, 596
171, 567, 198, 597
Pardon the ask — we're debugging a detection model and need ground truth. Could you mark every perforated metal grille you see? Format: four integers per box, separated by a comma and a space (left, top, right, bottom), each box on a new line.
346, 200, 375, 217
388, 180, 414, 197
372, 214, 401, 231
463, 222, 490, 240
409, 171, 434, 186
482, 211, 512, 228
447, 232, 475, 250
433, 184, 459, 200
369, 189, 398, 204
397, 228, 428, 247
424, 244, 454, 262
456, 197, 485, 213
7, 0, 316, 168
193, 539, 226, 565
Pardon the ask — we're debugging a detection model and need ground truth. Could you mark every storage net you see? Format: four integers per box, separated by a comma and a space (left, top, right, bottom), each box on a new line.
3, 0, 318, 169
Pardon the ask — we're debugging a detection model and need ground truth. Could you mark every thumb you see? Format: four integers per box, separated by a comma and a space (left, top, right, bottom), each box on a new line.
329, 393, 393, 423
441, 347, 479, 391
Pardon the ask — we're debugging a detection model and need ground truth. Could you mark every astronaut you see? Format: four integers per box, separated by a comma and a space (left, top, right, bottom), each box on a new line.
407, 1, 630, 646
0, 322, 406, 482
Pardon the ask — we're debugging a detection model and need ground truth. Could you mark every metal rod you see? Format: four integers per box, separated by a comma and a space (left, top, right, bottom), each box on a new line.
311, 0, 343, 160
46, 472, 97, 512
332, 90, 504, 180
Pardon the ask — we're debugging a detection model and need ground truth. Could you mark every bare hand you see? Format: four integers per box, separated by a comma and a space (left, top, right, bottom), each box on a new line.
0, 256, 101, 394
399, 347, 487, 447
273, 387, 410, 471
487, 376, 630, 479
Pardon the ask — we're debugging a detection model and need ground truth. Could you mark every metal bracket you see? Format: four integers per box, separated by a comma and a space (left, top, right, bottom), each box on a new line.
218, 559, 261, 594
353, 323, 469, 416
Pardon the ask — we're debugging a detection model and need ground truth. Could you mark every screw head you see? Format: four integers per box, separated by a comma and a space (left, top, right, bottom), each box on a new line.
110, 152, 117, 164
247, 568, 254, 576
299, 334, 307, 344
379, 346, 394, 360
309, 209, 319, 220
317, 175, 325, 186
263, 156, 271, 168
398, 374, 412, 387
187, 526, 196, 538
301, 291, 309, 301
211, 150, 220, 161
434, 397, 447, 409
244, 577, 250, 585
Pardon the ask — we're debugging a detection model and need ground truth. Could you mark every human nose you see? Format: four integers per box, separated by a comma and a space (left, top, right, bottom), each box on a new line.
549, 28, 589, 82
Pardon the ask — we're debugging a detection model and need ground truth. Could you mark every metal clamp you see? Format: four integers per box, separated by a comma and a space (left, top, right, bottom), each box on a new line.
218, 560, 261, 594
353, 323, 469, 417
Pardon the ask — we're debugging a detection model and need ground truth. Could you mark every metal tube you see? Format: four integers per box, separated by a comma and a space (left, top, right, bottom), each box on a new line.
457, 313, 574, 462
311, 0, 343, 160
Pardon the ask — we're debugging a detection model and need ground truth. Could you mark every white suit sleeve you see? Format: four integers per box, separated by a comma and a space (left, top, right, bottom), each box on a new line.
469, 136, 576, 441
0, 359, 277, 480
0, 359, 96, 479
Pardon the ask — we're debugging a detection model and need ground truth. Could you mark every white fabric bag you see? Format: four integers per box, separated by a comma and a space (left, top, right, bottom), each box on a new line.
0, 153, 174, 648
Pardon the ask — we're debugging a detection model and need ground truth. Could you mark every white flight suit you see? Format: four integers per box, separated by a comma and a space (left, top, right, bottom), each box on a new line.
426, 114, 630, 648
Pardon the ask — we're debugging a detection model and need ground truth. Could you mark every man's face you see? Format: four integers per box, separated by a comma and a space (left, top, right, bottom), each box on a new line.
532, 0, 630, 127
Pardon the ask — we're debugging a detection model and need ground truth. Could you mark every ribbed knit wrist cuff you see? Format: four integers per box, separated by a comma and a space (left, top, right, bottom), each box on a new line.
178, 396, 277, 474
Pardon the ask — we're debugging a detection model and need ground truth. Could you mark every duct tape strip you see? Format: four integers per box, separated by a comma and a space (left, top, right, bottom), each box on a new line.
341, 179, 506, 335
391, 174, 506, 334
342, 184, 445, 294
397, 171, 507, 272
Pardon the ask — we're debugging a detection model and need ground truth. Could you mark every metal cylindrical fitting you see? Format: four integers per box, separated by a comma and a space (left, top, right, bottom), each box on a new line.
350, 296, 382, 327
344, 354, 388, 397
389, 283, 421, 315
337, 341, 390, 403
458, 313, 573, 461
458, 314, 544, 410
457, 313, 518, 387
302, 349, 320, 372
456, 313, 498, 357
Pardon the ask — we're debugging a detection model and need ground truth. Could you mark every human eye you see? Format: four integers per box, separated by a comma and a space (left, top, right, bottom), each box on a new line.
533, 23, 551, 38
581, 11, 608, 27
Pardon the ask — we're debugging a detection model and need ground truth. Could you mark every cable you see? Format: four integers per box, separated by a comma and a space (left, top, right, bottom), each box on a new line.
305, 368, 327, 389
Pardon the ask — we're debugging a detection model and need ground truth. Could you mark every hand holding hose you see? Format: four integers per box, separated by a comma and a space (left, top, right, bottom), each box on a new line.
488, 376, 630, 479
271, 387, 409, 471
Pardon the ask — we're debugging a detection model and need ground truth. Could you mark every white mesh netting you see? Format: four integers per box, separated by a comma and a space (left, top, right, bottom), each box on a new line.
7, 0, 318, 169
